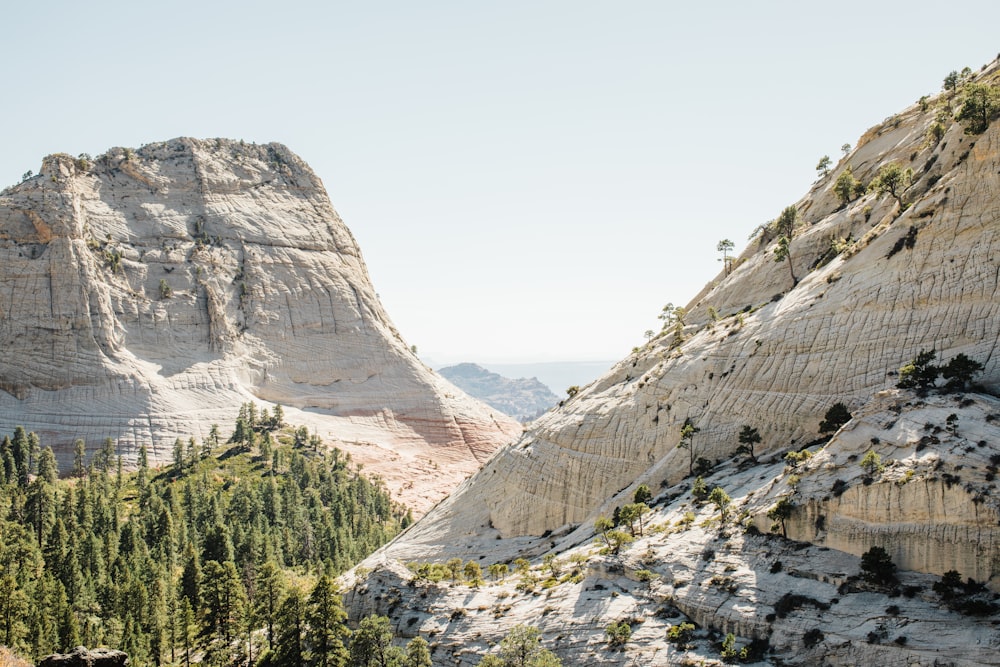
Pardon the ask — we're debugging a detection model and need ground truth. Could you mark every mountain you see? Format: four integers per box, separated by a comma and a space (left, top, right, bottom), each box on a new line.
437, 363, 560, 421
0, 138, 520, 512
480, 360, 616, 399
348, 61, 1000, 664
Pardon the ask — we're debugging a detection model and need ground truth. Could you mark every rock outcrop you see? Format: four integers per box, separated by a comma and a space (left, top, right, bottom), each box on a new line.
37, 647, 128, 667
371, 61, 1000, 550
348, 61, 1000, 664
437, 363, 559, 422
0, 138, 519, 512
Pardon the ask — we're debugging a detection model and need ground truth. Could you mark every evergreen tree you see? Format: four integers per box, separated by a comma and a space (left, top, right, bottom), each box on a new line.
404, 637, 432, 667
94, 437, 116, 474
898, 350, 940, 393
819, 403, 852, 434
180, 597, 196, 667
201, 560, 246, 645
736, 425, 761, 462
36, 447, 58, 484
771, 205, 799, 286
173, 438, 185, 477
272, 587, 306, 667
137, 444, 149, 493
180, 542, 201, 610
869, 161, 913, 208
349, 615, 400, 667
306, 574, 349, 667
941, 353, 984, 392
72, 439, 87, 478
677, 420, 701, 477
12, 427, 30, 487
202, 523, 235, 564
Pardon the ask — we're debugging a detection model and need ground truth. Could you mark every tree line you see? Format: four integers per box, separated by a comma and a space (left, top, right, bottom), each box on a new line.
0, 404, 412, 666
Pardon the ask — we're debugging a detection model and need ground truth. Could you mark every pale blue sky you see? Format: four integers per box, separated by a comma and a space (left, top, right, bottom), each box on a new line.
3, 2, 998, 362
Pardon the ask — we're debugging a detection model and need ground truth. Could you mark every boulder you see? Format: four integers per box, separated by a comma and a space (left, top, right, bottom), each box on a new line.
37, 647, 128, 667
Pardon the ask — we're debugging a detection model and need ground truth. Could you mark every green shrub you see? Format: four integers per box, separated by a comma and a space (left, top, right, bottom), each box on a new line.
605, 620, 631, 647
667, 622, 695, 646
898, 349, 940, 392
955, 82, 1000, 133
860, 546, 897, 586
803, 628, 824, 648
860, 450, 884, 475
819, 403, 852, 434
784, 449, 812, 467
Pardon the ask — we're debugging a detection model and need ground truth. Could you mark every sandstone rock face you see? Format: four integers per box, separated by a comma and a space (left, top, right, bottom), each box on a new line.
0, 139, 519, 511
379, 63, 1000, 546
349, 63, 1000, 664
751, 392, 1000, 588
346, 394, 1000, 666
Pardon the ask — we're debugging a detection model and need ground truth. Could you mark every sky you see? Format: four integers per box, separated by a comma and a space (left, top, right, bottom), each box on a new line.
3, 2, 998, 364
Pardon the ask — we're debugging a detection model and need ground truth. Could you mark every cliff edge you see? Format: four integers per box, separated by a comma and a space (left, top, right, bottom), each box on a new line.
0, 138, 520, 511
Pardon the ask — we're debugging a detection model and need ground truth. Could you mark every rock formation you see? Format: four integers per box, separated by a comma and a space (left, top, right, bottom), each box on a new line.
37, 647, 128, 667
437, 363, 559, 422
348, 61, 1000, 664
0, 138, 519, 512
370, 61, 1000, 551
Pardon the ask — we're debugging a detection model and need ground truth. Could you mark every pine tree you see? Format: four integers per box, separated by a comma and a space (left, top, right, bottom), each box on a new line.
173, 438, 185, 477
350, 615, 401, 667
179, 597, 196, 667
72, 439, 87, 478
12, 427, 30, 487
180, 542, 201, 610
404, 637, 432, 667
255, 560, 284, 651
201, 560, 246, 645
305, 574, 349, 667
272, 587, 306, 667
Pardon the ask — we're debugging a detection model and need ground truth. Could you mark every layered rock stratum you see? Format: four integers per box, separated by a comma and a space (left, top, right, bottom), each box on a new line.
349, 62, 1000, 664
0, 138, 519, 511
437, 363, 559, 422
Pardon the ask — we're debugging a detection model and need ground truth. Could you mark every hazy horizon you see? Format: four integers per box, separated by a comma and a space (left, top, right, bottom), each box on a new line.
3, 2, 999, 362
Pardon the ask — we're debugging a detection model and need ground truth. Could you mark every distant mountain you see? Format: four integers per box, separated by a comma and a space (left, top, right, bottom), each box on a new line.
438, 363, 559, 422
479, 360, 615, 398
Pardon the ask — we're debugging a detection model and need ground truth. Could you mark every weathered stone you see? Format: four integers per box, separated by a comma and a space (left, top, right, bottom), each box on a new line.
348, 62, 1000, 665
0, 139, 520, 512
375, 61, 1000, 548
37, 646, 128, 667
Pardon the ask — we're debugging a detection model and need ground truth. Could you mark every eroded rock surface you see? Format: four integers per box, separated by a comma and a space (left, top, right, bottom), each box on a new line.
349, 62, 1000, 664
374, 62, 1000, 547
347, 394, 1000, 666
0, 139, 519, 512
37, 646, 128, 667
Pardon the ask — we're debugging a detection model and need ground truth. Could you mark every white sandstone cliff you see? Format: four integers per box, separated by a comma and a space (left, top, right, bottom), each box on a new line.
0, 138, 520, 512
370, 62, 1000, 550
348, 62, 1000, 664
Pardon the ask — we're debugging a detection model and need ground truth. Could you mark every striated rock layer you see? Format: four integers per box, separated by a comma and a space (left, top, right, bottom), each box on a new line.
347, 394, 1000, 666
0, 138, 519, 511
377, 62, 1000, 549
348, 61, 1000, 665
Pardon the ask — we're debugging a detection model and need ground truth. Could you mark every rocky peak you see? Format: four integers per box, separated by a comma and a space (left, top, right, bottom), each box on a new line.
0, 137, 520, 512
